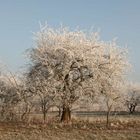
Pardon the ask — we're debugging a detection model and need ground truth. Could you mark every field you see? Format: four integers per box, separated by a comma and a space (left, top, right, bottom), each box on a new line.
0, 114, 139, 140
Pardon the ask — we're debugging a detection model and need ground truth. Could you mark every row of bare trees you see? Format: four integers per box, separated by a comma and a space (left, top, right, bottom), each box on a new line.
0, 24, 139, 126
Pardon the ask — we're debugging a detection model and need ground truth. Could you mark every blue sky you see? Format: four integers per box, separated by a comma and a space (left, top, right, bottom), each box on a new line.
0, 0, 140, 82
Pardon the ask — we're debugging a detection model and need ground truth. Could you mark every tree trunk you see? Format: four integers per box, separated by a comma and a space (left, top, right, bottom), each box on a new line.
132, 105, 136, 113
43, 111, 46, 122
42, 103, 47, 122
106, 111, 110, 128
61, 106, 71, 123
21, 104, 31, 121
129, 105, 132, 114
106, 105, 112, 128
132, 103, 137, 114
58, 107, 62, 117
129, 104, 135, 114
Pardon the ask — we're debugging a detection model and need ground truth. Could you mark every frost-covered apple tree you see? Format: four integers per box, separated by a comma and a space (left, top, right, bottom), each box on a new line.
27, 24, 129, 122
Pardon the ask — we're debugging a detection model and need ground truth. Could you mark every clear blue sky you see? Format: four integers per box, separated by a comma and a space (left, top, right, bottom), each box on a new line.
0, 0, 140, 82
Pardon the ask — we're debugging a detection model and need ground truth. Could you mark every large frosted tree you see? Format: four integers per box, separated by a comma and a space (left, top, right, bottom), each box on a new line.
27, 24, 129, 122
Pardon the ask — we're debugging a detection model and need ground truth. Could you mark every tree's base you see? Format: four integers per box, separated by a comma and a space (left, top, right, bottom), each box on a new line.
61, 107, 71, 123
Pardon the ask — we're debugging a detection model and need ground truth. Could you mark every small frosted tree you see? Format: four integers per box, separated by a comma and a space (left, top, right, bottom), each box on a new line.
125, 83, 140, 114
0, 67, 34, 122
27, 24, 129, 122
26, 63, 56, 121
0, 71, 21, 121
94, 44, 129, 127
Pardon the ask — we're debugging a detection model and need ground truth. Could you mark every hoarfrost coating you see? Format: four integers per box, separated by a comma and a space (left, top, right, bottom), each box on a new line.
26, 24, 130, 122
